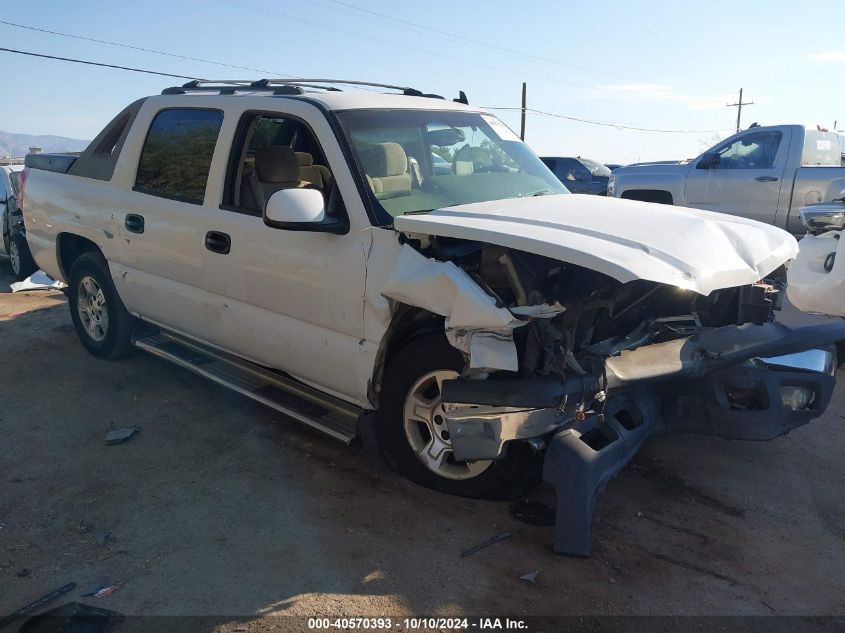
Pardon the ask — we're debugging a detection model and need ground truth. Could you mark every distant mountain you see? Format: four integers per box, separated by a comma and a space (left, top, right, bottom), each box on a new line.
0, 130, 90, 159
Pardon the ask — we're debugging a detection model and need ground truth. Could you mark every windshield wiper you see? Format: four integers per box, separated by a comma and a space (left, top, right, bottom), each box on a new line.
403, 209, 434, 215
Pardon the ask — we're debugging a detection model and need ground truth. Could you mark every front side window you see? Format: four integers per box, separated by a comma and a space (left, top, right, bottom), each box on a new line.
337, 110, 567, 223
222, 112, 335, 215
135, 108, 224, 204
712, 131, 783, 170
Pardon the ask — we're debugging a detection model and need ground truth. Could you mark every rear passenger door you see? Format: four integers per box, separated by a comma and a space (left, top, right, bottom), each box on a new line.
113, 107, 226, 342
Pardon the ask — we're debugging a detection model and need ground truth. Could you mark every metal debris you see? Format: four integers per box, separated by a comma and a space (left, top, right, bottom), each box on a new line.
460, 531, 511, 558
519, 571, 539, 584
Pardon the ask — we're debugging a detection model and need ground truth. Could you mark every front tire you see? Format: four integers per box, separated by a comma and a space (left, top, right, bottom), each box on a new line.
68, 252, 137, 359
9, 233, 37, 281
376, 333, 540, 500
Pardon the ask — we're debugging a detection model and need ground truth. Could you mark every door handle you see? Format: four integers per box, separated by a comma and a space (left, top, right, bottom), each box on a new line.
125, 213, 145, 234
754, 176, 779, 182
205, 230, 231, 254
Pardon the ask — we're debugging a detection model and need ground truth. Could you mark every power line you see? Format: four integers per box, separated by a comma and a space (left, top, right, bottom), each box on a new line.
0, 46, 729, 136
219, 0, 590, 88
0, 19, 293, 77
486, 106, 732, 134
310, 0, 643, 83
0, 47, 199, 79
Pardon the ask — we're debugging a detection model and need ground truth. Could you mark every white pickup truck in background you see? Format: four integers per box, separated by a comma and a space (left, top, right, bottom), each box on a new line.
609, 125, 845, 233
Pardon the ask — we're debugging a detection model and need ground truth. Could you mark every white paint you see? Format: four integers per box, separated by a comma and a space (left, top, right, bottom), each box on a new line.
396, 194, 798, 296
10, 270, 64, 292
787, 231, 845, 316
381, 245, 524, 370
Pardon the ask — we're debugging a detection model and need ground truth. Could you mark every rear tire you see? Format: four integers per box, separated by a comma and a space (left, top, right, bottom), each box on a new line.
376, 333, 541, 500
68, 252, 137, 359
10, 233, 37, 281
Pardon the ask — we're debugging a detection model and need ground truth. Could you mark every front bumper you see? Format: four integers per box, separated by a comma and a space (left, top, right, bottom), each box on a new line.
440, 322, 843, 556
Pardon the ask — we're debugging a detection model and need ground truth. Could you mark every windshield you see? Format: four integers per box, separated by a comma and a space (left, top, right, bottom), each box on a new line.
578, 158, 612, 177
337, 110, 568, 222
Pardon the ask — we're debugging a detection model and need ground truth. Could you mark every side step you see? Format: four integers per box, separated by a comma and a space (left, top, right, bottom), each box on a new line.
134, 330, 362, 443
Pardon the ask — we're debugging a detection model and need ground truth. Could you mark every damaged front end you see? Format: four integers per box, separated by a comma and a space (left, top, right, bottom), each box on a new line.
381, 235, 845, 556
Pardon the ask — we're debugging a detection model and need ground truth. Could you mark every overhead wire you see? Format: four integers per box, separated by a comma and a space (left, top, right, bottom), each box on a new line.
0, 45, 728, 135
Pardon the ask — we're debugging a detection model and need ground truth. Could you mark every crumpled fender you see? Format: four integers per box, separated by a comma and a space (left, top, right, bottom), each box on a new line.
380, 245, 563, 371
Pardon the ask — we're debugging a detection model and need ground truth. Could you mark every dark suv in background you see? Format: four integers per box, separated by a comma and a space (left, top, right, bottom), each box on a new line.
541, 156, 613, 195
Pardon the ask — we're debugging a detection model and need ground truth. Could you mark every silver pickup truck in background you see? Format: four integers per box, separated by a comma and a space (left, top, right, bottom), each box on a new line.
608, 125, 845, 233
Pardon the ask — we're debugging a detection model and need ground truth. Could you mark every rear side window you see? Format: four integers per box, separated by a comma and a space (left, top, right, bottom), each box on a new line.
135, 108, 224, 204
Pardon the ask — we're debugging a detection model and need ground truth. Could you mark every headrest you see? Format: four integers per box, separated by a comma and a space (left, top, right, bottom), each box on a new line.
255, 145, 299, 183
361, 142, 408, 177
295, 152, 314, 167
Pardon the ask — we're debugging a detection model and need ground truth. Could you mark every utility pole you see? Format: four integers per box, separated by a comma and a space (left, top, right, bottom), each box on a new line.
726, 88, 754, 132
520, 82, 527, 141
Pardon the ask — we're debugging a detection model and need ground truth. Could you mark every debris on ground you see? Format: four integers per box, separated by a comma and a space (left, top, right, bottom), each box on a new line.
93, 585, 121, 599
519, 571, 539, 585
104, 422, 140, 445
10, 271, 66, 293
509, 499, 556, 526
0, 582, 77, 629
80, 579, 110, 597
460, 531, 511, 558
16, 602, 123, 633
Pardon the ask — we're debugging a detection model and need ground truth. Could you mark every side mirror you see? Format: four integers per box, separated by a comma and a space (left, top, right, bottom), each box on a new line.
263, 188, 345, 234
800, 205, 845, 234
697, 152, 720, 170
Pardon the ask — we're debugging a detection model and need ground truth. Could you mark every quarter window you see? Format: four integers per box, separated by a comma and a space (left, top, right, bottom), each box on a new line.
135, 108, 224, 204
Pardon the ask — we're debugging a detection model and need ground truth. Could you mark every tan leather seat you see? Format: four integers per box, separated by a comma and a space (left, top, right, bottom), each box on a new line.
361, 142, 411, 195
241, 146, 308, 212
295, 152, 332, 191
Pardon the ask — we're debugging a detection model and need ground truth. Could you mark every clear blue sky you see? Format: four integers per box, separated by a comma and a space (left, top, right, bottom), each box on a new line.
2, 0, 843, 163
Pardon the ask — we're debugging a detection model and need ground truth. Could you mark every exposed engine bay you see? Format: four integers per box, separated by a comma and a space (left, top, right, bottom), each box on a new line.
396, 234, 783, 379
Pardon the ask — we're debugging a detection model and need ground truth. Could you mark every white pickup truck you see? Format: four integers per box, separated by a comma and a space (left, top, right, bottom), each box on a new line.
609, 125, 845, 233
20, 80, 845, 555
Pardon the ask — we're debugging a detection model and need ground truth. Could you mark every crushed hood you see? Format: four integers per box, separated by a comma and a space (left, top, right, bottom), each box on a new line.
394, 195, 798, 295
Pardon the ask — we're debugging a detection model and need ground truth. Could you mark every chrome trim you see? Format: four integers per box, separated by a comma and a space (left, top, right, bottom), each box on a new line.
443, 403, 570, 461
756, 348, 836, 376
800, 204, 845, 234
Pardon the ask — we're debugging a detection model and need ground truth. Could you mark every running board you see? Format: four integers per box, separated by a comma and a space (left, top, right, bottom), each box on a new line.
133, 330, 361, 443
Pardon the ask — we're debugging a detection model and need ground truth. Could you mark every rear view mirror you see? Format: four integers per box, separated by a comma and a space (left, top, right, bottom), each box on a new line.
425, 127, 466, 147
264, 188, 346, 233
697, 152, 720, 169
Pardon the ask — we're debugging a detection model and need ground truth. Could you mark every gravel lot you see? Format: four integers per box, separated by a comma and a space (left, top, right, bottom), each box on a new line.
2, 258, 845, 627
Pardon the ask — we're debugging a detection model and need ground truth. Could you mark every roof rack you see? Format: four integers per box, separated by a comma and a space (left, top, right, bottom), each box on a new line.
161, 78, 468, 103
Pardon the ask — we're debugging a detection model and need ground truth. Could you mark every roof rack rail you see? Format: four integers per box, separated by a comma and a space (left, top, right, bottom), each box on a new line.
160, 78, 468, 103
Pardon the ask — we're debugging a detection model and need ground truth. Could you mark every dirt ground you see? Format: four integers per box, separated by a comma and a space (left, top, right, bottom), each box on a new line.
1, 257, 845, 628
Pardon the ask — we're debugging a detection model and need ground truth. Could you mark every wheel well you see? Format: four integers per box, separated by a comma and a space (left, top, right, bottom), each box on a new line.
369, 306, 444, 405
57, 233, 102, 281
621, 189, 674, 205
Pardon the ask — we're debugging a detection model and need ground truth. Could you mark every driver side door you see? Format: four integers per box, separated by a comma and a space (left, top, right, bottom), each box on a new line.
684, 129, 791, 224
